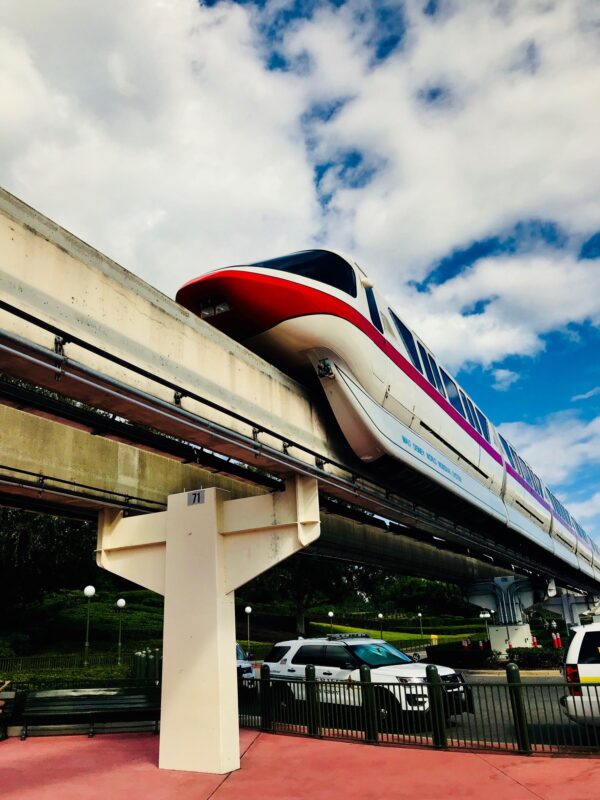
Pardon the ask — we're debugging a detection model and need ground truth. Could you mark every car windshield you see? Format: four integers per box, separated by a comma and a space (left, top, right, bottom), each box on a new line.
236, 645, 245, 660
347, 642, 412, 667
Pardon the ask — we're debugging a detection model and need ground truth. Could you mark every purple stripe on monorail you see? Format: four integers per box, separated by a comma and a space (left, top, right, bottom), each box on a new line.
506, 464, 552, 514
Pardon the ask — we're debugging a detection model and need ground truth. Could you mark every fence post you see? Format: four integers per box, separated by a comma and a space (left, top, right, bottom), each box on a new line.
360, 665, 378, 744
135, 651, 146, 680
260, 664, 273, 733
305, 664, 321, 736
426, 664, 447, 749
506, 662, 531, 754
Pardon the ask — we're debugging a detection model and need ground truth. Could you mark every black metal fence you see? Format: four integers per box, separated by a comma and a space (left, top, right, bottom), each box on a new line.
0, 652, 135, 672
238, 663, 600, 756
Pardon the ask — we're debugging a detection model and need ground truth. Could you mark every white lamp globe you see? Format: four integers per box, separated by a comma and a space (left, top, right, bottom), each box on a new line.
83, 585, 96, 598
116, 598, 126, 609
245, 606, 252, 614
377, 613, 383, 620
328, 611, 334, 619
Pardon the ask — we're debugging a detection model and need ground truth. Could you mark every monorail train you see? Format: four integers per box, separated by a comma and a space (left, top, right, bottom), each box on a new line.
176, 249, 600, 582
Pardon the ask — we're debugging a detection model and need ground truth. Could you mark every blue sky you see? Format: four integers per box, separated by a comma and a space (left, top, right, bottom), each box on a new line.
1, 0, 599, 539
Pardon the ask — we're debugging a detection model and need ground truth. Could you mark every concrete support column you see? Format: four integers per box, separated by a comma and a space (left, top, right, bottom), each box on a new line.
544, 590, 600, 629
467, 576, 535, 653
159, 489, 238, 773
97, 476, 320, 774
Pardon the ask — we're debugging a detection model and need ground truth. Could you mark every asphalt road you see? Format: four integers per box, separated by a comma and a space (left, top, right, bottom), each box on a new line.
449, 671, 599, 751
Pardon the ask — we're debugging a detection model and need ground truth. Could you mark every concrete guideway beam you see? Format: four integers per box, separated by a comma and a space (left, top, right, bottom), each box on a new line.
0, 403, 262, 512
97, 477, 320, 773
0, 187, 338, 471
0, 405, 504, 582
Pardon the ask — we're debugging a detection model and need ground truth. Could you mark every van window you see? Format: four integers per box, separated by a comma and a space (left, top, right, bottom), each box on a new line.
322, 646, 356, 668
292, 645, 324, 665
264, 645, 291, 663
579, 632, 600, 664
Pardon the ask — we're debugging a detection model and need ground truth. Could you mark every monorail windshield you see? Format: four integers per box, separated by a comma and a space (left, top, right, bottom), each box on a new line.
250, 250, 357, 297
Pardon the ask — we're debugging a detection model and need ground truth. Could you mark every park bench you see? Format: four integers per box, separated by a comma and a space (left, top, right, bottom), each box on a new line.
0, 691, 17, 740
20, 687, 161, 739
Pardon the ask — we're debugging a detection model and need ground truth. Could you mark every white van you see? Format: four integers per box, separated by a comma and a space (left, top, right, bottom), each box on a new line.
561, 622, 600, 726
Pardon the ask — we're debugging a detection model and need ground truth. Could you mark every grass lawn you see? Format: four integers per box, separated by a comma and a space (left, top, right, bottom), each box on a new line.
309, 621, 478, 645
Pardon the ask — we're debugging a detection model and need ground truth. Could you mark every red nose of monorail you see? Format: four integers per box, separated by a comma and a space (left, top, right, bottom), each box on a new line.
177, 268, 316, 342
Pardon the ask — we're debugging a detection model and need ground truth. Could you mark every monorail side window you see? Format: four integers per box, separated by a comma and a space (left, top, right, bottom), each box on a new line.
475, 409, 491, 442
440, 369, 467, 418
417, 342, 437, 389
548, 491, 562, 519
365, 287, 384, 333
531, 472, 544, 497
250, 250, 357, 297
389, 310, 423, 374
498, 435, 516, 468
427, 355, 446, 396
460, 389, 480, 433
465, 397, 482, 435
515, 453, 531, 486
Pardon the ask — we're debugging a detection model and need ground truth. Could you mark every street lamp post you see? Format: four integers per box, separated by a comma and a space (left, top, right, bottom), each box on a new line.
377, 612, 384, 640
479, 611, 491, 640
83, 585, 95, 667
417, 612, 423, 638
244, 606, 252, 655
116, 598, 126, 665
328, 610, 334, 633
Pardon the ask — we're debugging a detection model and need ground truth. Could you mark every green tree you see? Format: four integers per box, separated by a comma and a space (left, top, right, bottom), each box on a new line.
240, 552, 382, 634
0, 508, 98, 605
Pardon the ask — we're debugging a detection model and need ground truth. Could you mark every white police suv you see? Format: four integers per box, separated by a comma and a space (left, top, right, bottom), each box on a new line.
263, 633, 472, 726
561, 623, 600, 726
236, 643, 254, 681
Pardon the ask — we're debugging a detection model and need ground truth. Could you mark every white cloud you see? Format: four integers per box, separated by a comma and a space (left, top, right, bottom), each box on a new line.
387, 252, 600, 370
498, 412, 600, 488
572, 387, 600, 402
492, 369, 519, 392
284, 1, 600, 280
0, 0, 320, 294
568, 491, 600, 539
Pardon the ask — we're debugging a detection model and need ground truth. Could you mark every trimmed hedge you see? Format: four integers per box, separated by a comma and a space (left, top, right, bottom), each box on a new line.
508, 647, 565, 669
425, 641, 491, 669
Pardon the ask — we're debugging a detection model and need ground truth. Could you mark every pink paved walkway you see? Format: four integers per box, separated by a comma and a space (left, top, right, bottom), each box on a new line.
2, 731, 600, 800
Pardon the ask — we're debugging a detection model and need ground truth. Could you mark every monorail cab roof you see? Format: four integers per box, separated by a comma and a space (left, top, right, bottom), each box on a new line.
249, 250, 358, 298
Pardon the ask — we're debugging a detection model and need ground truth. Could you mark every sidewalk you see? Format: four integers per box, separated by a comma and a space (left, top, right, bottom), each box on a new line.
2, 730, 600, 800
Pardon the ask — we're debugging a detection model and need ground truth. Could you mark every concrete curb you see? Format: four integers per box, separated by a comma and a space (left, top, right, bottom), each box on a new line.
463, 669, 562, 677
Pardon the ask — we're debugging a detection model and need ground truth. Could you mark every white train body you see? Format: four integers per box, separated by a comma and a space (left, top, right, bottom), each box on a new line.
176, 250, 599, 583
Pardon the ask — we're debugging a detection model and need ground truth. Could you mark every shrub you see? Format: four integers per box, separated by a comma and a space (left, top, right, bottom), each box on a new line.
508, 647, 565, 669
425, 641, 490, 669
